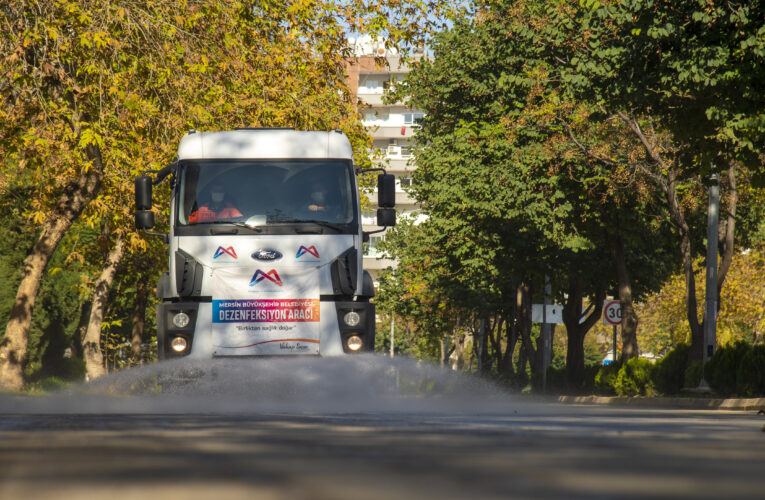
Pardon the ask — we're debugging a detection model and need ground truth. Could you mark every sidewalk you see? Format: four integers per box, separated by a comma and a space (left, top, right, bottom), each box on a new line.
557, 395, 765, 411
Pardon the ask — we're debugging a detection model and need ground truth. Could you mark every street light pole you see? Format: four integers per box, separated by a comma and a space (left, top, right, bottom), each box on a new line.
703, 173, 719, 365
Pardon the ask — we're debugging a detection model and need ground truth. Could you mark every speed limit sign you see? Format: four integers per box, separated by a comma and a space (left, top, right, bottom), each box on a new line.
603, 300, 622, 325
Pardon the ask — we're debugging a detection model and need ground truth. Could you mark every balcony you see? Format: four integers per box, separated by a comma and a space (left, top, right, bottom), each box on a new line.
363, 255, 397, 271
369, 126, 416, 140
380, 158, 412, 173
358, 93, 388, 107
367, 190, 415, 207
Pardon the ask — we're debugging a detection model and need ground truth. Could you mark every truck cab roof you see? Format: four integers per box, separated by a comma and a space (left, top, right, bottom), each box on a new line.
177, 129, 353, 161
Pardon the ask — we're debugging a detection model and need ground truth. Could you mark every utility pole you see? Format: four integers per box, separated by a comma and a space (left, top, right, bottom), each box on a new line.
703, 173, 720, 364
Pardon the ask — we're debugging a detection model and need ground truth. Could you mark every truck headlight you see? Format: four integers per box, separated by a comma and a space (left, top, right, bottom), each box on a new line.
343, 311, 361, 327
346, 334, 363, 352
171, 336, 188, 353
172, 312, 190, 328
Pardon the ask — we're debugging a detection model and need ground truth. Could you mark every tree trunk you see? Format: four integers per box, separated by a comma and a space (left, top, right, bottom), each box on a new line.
478, 316, 490, 375
0, 145, 104, 390
660, 170, 703, 362
563, 276, 605, 389
439, 337, 446, 368
83, 235, 125, 380
716, 166, 737, 310
607, 231, 639, 361
450, 332, 465, 370
517, 282, 537, 376
130, 276, 149, 361
501, 317, 518, 380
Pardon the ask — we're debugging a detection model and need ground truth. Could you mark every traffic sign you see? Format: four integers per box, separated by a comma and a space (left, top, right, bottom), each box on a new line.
603, 300, 622, 325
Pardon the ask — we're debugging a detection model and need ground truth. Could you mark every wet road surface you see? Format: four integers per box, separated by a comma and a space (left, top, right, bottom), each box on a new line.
1, 405, 764, 499
1, 358, 764, 499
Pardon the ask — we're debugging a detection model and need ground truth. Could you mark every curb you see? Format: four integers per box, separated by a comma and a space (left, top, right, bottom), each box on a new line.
556, 395, 765, 411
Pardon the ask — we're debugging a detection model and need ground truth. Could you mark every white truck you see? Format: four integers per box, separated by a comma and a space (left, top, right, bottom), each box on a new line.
134, 128, 395, 359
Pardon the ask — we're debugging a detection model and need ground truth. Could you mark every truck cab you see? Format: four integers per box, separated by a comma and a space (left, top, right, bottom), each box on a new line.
134, 129, 395, 359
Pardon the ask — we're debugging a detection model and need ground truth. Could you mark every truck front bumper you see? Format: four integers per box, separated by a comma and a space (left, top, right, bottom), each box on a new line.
157, 299, 375, 359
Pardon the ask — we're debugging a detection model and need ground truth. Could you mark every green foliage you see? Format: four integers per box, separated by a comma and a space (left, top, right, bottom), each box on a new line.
594, 361, 621, 395
684, 361, 704, 389
0, 196, 85, 382
565, 0, 765, 171
614, 358, 656, 397
570, 342, 765, 397
652, 344, 690, 395
25, 255, 83, 381
736, 345, 765, 397
704, 341, 750, 397
34, 377, 72, 393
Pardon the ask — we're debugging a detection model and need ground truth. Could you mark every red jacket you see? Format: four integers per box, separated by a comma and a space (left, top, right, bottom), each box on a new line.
189, 203, 243, 222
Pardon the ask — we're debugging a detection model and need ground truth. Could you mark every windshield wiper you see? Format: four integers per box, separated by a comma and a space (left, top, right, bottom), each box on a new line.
224, 221, 262, 232
197, 220, 261, 233
268, 218, 345, 232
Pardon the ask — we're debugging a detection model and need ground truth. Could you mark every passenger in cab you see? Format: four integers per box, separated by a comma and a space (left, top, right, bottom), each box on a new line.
307, 181, 330, 213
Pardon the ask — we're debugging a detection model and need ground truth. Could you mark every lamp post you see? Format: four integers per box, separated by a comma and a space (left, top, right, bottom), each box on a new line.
703, 173, 719, 364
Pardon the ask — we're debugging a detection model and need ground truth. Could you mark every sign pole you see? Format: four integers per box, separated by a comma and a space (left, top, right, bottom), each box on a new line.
541, 275, 551, 392
603, 299, 622, 364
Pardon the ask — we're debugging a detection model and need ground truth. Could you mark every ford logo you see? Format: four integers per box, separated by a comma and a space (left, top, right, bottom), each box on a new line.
252, 249, 282, 261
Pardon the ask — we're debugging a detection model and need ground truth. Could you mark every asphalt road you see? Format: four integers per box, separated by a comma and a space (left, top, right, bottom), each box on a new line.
1, 358, 764, 499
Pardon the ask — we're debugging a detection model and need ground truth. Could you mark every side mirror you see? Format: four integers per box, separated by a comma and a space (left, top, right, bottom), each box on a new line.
377, 208, 396, 227
135, 210, 155, 230
377, 174, 395, 208
135, 176, 153, 210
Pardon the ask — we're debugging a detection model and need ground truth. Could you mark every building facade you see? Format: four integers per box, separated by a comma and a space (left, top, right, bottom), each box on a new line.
346, 38, 426, 284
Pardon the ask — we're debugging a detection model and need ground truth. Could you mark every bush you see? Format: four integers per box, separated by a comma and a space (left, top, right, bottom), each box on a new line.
614, 357, 656, 396
36, 377, 71, 393
736, 345, 765, 397
538, 365, 600, 394
58, 356, 86, 382
684, 360, 703, 388
541, 366, 568, 393
580, 364, 600, 393
594, 361, 621, 395
653, 344, 690, 395
705, 341, 750, 397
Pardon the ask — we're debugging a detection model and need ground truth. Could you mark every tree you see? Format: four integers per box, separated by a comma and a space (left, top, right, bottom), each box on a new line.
0, 0, 465, 387
0, 0, 381, 389
559, 0, 765, 362
384, 1, 619, 384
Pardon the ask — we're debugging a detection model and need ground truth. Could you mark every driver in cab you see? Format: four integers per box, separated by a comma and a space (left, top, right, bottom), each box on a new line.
189, 183, 243, 222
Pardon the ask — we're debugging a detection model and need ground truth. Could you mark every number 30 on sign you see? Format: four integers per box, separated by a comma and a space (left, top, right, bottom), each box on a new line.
603, 300, 622, 325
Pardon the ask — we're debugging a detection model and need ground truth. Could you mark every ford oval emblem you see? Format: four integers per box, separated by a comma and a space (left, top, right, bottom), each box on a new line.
252, 249, 282, 261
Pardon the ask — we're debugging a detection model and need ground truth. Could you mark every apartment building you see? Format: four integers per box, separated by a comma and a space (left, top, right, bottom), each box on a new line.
346, 37, 426, 284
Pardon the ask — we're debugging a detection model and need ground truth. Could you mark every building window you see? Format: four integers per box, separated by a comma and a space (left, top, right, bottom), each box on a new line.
363, 235, 385, 257
399, 177, 412, 188
387, 139, 399, 156
400, 145, 412, 157
363, 79, 381, 93
404, 113, 424, 125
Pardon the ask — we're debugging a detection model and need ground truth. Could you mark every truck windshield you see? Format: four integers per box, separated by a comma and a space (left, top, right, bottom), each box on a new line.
176, 160, 356, 227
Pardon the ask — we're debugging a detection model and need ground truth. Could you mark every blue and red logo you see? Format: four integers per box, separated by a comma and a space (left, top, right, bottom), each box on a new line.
296, 245, 319, 259
249, 269, 283, 287
214, 246, 237, 259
